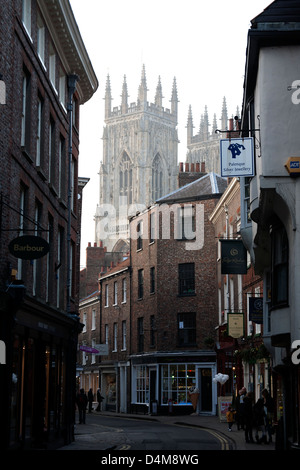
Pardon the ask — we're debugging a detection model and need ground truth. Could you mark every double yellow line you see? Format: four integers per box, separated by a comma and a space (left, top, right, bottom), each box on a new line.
205, 428, 231, 450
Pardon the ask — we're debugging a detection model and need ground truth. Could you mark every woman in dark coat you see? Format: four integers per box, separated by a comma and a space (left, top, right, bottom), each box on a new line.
244, 392, 254, 443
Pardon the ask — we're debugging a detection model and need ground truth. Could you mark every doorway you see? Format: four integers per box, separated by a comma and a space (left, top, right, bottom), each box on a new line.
199, 368, 212, 412
150, 369, 157, 413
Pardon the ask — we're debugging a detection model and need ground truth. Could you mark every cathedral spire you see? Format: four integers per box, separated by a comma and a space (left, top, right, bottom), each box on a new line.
187, 105, 194, 145
138, 64, 148, 108
171, 77, 178, 117
203, 105, 209, 141
155, 76, 163, 108
121, 75, 128, 114
105, 74, 112, 119
221, 96, 228, 131
212, 113, 218, 137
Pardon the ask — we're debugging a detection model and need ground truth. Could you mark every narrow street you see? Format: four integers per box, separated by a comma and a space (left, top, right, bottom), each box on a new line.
59, 412, 233, 451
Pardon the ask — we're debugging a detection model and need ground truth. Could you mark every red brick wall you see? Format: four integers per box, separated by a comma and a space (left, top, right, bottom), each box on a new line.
99, 260, 131, 362
0, 0, 81, 312
130, 198, 220, 354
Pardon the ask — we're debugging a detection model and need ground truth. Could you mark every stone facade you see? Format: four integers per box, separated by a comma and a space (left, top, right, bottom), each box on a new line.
95, 66, 179, 253
186, 97, 238, 174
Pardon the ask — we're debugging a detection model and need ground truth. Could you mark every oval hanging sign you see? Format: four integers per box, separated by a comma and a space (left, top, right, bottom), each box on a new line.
9, 235, 50, 260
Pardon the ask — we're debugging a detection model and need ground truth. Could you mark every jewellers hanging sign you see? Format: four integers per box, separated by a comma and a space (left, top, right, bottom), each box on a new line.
9, 235, 50, 260
221, 239, 247, 274
249, 297, 263, 324
220, 137, 254, 177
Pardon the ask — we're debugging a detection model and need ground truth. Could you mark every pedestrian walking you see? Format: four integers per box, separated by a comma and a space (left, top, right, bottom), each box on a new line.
88, 388, 94, 413
226, 406, 236, 431
96, 388, 104, 412
236, 387, 247, 430
262, 388, 275, 444
244, 392, 254, 443
253, 396, 266, 443
76, 388, 88, 424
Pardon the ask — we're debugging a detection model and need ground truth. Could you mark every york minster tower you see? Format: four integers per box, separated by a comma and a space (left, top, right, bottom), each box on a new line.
95, 66, 179, 253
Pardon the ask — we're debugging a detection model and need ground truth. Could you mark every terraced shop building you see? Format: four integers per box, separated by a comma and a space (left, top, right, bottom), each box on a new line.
0, 0, 97, 449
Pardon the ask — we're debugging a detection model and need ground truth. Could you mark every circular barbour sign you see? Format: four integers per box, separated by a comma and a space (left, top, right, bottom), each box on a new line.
9, 235, 50, 260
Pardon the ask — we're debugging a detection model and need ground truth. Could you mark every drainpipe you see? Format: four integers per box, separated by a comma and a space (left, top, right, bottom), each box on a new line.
66, 74, 78, 316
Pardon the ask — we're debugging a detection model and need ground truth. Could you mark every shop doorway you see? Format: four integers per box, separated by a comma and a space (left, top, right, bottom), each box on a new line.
150, 369, 157, 413
199, 368, 212, 412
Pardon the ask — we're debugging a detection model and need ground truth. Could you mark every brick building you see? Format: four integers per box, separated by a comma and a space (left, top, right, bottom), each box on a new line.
209, 178, 266, 401
128, 172, 227, 415
90, 172, 227, 414
77, 289, 101, 400
0, 0, 97, 449
98, 257, 131, 412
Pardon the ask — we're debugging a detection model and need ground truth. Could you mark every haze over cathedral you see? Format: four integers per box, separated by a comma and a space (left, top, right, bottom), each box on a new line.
94, 65, 235, 253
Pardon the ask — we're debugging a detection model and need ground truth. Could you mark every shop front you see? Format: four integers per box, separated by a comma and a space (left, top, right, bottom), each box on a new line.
131, 353, 217, 415
2, 297, 80, 450
100, 368, 117, 411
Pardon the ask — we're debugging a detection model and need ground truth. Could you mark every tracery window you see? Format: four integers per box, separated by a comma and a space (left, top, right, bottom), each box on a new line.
152, 154, 163, 201
119, 152, 132, 204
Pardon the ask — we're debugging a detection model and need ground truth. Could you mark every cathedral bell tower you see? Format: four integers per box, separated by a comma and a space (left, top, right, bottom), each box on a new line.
95, 65, 179, 253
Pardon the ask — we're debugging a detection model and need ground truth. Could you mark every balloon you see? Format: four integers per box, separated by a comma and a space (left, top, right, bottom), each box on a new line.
213, 373, 229, 384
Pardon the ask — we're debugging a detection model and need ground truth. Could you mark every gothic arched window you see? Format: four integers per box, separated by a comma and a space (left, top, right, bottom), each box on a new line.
152, 154, 164, 202
119, 152, 132, 204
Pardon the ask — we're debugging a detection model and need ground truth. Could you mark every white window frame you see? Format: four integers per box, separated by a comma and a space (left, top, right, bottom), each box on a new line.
122, 320, 126, 350
37, 14, 45, 66
49, 44, 56, 91
113, 281, 118, 305
82, 312, 87, 333
92, 309, 96, 330
22, 0, 32, 38
122, 278, 127, 303
113, 323, 117, 351
36, 96, 42, 166
59, 71, 66, 110
105, 284, 109, 307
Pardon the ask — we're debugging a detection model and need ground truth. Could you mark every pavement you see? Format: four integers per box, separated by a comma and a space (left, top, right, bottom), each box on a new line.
58, 410, 275, 451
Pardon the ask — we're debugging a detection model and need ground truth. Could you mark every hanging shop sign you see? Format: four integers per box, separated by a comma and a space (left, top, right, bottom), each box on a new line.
79, 344, 109, 355
249, 297, 263, 324
227, 312, 244, 338
94, 344, 109, 355
220, 239, 247, 274
8, 235, 50, 260
79, 345, 99, 354
220, 137, 254, 177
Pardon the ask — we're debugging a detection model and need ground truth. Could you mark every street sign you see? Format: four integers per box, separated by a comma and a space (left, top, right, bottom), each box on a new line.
8, 235, 50, 260
220, 137, 254, 177
79, 344, 109, 355
79, 345, 99, 354
94, 344, 109, 355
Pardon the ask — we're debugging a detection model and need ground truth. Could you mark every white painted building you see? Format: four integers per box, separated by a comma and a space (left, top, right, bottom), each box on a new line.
240, 0, 300, 449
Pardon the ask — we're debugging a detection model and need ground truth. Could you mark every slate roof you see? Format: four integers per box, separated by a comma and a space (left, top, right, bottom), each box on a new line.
157, 173, 228, 203
251, 0, 300, 28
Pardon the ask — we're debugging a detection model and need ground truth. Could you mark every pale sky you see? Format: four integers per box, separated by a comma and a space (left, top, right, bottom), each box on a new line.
69, 0, 270, 267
